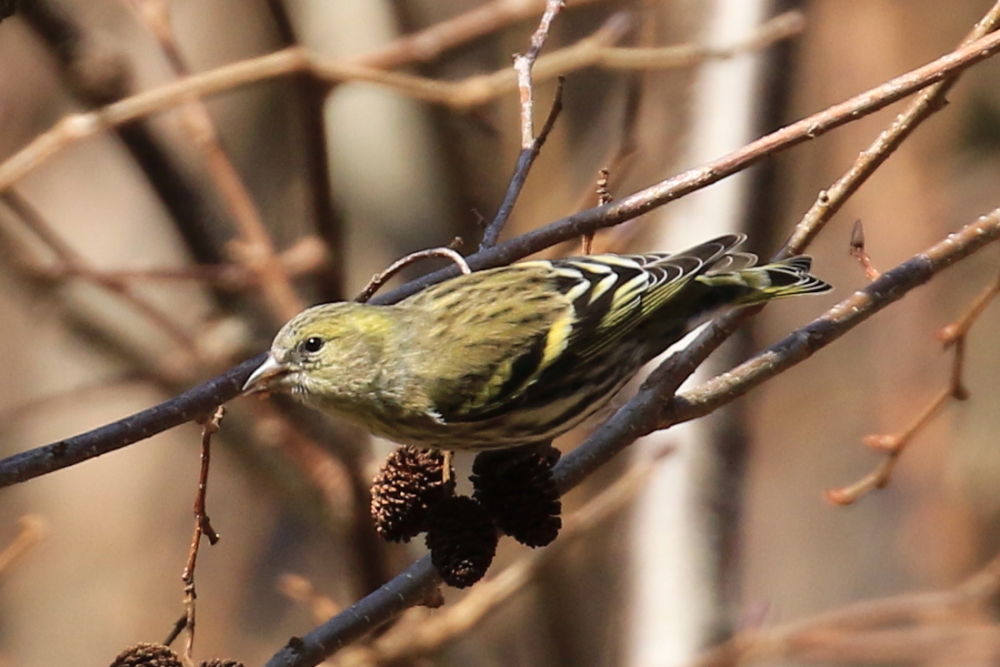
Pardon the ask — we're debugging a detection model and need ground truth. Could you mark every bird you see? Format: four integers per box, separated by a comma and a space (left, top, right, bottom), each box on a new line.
242, 234, 831, 451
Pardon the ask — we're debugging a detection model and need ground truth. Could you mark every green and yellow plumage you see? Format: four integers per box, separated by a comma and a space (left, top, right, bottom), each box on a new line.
244, 234, 831, 450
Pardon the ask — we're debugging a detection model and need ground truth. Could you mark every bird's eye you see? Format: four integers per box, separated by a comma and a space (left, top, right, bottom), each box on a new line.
300, 336, 325, 354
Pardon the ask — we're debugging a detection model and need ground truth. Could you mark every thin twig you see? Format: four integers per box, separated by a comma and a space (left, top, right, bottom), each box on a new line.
582, 167, 614, 254
556, 80, 641, 257
600, 10, 805, 70
849, 220, 881, 281
179, 406, 224, 667
514, 0, 564, 147
937, 269, 1000, 345
479, 77, 565, 250
353, 0, 607, 70
827, 266, 1000, 505
355, 247, 471, 303
29, 235, 329, 292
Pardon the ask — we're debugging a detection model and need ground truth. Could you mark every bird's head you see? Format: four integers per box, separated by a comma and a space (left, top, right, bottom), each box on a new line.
242, 302, 397, 403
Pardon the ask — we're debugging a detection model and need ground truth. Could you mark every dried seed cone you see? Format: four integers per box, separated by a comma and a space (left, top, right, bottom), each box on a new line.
472, 444, 562, 547
424, 495, 498, 588
200, 660, 246, 667
370, 446, 455, 542
109, 643, 182, 667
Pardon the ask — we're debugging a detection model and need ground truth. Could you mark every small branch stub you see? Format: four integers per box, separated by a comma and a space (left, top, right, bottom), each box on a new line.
849, 220, 881, 281
356, 247, 471, 303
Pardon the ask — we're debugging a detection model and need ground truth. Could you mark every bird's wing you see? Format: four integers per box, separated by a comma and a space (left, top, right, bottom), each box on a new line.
404, 235, 745, 422
532, 233, 746, 360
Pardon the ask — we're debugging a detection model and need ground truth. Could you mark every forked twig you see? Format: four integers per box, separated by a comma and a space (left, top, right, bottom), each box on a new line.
177, 406, 224, 666
514, 0, 565, 148
828, 266, 1000, 505
783, 0, 1000, 256
479, 77, 565, 250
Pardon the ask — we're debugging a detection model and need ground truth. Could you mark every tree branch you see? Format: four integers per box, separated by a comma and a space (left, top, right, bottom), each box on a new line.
0, 356, 262, 486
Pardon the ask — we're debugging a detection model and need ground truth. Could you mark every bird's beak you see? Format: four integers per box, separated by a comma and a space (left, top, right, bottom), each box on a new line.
242, 354, 288, 395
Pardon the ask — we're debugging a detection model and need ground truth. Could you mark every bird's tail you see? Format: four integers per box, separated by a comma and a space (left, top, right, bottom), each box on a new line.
697, 255, 832, 304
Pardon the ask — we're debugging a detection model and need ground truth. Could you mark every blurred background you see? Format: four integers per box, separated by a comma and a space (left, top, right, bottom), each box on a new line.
1, 0, 999, 665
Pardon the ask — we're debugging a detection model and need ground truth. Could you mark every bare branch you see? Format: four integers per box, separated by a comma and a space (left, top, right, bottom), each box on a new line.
353, 0, 607, 70
782, 0, 1000, 256
828, 267, 1000, 505
0, 355, 262, 486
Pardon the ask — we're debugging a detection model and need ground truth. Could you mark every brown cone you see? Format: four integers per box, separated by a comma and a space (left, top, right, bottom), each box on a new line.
371, 446, 456, 542
471, 444, 562, 547
424, 495, 498, 588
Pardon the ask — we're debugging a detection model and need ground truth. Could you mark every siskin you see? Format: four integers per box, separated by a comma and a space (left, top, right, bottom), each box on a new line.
243, 234, 831, 451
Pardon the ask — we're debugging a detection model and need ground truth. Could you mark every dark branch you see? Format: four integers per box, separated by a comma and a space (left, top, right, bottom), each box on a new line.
265, 558, 439, 666
0, 356, 262, 486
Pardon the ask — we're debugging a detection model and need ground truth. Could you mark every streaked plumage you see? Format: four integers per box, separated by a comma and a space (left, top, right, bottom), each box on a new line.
244, 234, 831, 450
